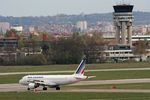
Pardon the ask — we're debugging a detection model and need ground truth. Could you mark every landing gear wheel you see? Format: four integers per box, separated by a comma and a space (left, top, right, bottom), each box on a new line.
27, 88, 30, 90
43, 87, 47, 90
56, 87, 60, 90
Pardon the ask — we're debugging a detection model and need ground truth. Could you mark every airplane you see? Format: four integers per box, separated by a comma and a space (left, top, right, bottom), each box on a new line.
19, 59, 95, 91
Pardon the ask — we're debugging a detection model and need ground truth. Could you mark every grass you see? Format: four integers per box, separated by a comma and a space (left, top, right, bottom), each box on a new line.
0, 92, 150, 100
0, 62, 150, 73
1, 62, 150, 100
87, 70, 150, 80
66, 83, 150, 90
1, 70, 150, 84
0, 74, 24, 84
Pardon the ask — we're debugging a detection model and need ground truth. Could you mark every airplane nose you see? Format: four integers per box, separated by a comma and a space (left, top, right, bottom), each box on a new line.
19, 79, 23, 84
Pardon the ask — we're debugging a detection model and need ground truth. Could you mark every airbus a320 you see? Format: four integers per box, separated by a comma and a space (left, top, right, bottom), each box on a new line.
19, 59, 95, 91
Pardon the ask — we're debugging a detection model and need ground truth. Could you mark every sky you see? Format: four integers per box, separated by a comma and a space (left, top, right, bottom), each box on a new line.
0, 0, 150, 17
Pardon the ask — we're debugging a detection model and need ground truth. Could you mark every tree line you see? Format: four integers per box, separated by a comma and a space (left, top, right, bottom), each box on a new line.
1, 30, 106, 65
1, 29, 149, 65
39, 33, 105, 65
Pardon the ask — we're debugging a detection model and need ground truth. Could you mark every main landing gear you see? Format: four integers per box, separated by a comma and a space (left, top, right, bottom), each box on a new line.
56, 87, 60, 90
43, 87, 47, 90
27, 87, 60, 91
27, 88, 30, 90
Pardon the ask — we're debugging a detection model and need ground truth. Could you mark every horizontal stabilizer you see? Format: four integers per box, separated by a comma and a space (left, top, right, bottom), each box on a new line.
87, 76, 96, 79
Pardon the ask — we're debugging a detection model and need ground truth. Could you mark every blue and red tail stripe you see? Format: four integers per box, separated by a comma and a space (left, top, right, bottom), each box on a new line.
74, 59, 86, 75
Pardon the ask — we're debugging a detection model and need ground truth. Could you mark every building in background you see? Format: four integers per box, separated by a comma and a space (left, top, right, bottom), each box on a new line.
11, 25, 23, 33
76, 21, 87, 33
113, 4, 134, 47
0, 38, 18, 64
0, 22, 10, 33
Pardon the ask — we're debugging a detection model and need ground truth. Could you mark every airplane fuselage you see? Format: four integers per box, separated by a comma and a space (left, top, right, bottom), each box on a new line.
19, 75, 87, 87
19, 59, 92, 90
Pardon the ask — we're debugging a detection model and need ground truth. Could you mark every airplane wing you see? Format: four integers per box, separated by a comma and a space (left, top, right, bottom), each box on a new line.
28, 80, 57, 86
42, 80, 57, 86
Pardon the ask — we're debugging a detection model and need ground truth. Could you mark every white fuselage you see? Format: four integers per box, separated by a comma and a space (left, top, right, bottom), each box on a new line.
19, 59, 88, 90
19, 74, 87, 87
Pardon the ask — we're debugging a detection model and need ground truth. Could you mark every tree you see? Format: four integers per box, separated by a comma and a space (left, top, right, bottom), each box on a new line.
41, 33, 54, 64
50, 34, 84, 64
133, 40, 148, 61
17, 39, 24, 50
81, 32, 106, 63
29, 34, 41, 53
17, 54, 47, 65
5, 29, 18, 38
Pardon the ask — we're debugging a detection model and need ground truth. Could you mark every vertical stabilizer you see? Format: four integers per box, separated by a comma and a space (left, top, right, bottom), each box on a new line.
74, 59, 86, 75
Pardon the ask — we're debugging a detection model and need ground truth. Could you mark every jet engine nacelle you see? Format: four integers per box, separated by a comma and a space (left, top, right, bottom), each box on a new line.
28, 83, 38, 89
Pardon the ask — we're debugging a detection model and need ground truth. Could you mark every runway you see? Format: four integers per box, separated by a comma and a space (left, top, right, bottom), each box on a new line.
1, 79, 150, 93
1, 67, 150, 75
60, 89, 150, 93
1, 84, 150, 93
0, 68, 150, 93
72, 78, 150, 85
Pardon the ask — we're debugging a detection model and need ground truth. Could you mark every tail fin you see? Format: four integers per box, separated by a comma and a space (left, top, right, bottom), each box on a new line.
74, 59, 86, 75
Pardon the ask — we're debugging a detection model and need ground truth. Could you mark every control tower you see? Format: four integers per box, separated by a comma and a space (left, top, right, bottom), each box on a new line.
113, 4, 134, 47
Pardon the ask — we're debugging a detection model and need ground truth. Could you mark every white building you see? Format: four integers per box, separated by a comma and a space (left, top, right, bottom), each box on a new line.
76, 21, 87, 32
0, 22, 10, 33
97, 22, 115, 33
29, 26, 35, 33
11, 25, 23, 33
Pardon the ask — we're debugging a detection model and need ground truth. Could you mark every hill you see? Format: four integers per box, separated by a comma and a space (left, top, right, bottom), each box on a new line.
0, 11, 150, 26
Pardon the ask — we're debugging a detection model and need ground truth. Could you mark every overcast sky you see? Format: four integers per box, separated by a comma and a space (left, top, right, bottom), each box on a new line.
0, 0, 149, 17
